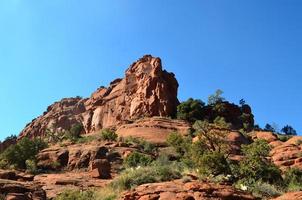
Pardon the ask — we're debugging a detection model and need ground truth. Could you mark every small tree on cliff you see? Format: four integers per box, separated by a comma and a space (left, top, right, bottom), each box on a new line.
208, 89, 225, 105
177, 98, 205, 123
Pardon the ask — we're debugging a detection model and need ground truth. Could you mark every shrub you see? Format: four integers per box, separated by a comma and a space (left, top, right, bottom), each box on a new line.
69, 123, 84, 139
284, 168, 302, 191
25, 159, 38, 174
0, 137, 47, 169
250, 181, 282, 199
110, 165, 182, 190
123, 152, 153, 168
177, 98, 205, 122
55, 189, 96, 200
195, 151, 230, 176
101, 129, 118, 141
166, 132, 191, 156
123, 137, 156, 154
238, 140, 282, 185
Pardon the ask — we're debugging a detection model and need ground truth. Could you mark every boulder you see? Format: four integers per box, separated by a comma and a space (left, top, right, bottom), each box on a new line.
90, 159, 111, 179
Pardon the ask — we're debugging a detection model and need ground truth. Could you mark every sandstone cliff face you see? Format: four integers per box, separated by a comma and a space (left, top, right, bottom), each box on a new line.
19, 55, 179, 138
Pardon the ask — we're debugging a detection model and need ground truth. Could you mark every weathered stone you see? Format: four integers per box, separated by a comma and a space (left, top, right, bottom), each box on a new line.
19, 55, 179, 139
90, 159, 111, 179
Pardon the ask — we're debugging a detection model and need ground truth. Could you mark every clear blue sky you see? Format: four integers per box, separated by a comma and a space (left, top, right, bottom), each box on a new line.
0, 0, 301, 140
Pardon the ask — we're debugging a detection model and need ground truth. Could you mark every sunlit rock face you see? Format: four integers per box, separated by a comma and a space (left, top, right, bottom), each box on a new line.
19, 55, 179, 138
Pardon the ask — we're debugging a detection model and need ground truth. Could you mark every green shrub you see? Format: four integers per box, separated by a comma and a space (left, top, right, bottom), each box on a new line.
195, 151, 230, 176
25, 159, 38, 174
0, 137, 47, 169
123, 137, 156, 154
250, 182, 283, 199
166, 132, 191, 156
176, 98, 205, 122
123, 152, 153, 168
238, 140, 282, 185
69, 123, 84, 139
284, 168, 302, 191
110, 165, 182, 190
55, 189, 96, 200
101, 129, 118, 141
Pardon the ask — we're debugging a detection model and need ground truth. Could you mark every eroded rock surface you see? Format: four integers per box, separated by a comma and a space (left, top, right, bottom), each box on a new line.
19, 55, 179, 139
120, 180, 256, 200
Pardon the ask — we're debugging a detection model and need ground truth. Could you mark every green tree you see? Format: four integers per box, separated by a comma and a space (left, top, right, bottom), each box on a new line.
1, 137, 47, 169
238, 140, 282, 185
176, 98, 205, 123
281, 125, 297, 136
208, 89, 225, 105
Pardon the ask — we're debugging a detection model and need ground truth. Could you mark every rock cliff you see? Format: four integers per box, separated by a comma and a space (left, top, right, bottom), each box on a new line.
19, 55, 179, 139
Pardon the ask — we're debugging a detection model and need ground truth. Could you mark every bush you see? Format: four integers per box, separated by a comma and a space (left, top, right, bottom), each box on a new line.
237, 140, 283, 185
25, 159, 38, 174
250, 182, 282, 199
55, 189, 96, 200
284, 168, 302, 191
101, 129, 118, 141
0, 137, 47, 169
123, 152, 153, 168
195, 151, 230, 176
110, 165, 182, 190
123, 137, 156, 154
69, 123, 84, 139
177, 98, 205, 122
166, 132, 192, 156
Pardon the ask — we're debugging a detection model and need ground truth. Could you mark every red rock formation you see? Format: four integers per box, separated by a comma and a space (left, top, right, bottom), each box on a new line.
120, 180, 256, 200
19, 55, 179, 139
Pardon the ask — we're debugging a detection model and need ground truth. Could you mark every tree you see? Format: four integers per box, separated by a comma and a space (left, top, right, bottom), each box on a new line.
281, 125, 297, 136
238, 140, 282, 185
208, 89, 225, 105
193, 120, 230, 154
1, 137, 47, 169
264, 124, 275, 132
239, 99, 246, 106
177, 98, 205, 123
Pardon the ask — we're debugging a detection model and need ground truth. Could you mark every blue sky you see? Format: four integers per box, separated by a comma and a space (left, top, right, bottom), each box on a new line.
0, 0, 301, 140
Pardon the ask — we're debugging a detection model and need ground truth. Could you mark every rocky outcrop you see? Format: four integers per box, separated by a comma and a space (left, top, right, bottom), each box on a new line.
120, 180, 256, 200
116, 117, 191, 145
270, 136, 302, 171
0, 179, 46, 200
19, 55, 179, 139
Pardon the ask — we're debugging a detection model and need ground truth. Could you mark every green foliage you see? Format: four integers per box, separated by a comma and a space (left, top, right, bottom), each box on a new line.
0, 137, 47, 169
176, 98, 205, 122
69, 123, 84, 139
25, 159, 38, 174
281, 125, 297, 136
213, 116, 231, 129
123, 137, 156, 154
195, 151, 230, 176
284, 168, 302, 191
166, 132, 191, 156
277, 134, 292, 142
55, 189, 96, 200
208, 89, 225, 105
110, 164, 182, 190
123, 152, 153, 168
237, 140, 282, 185
101, 129, 118, 141
250, 181, 283, 199
193, 120, 230, 153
